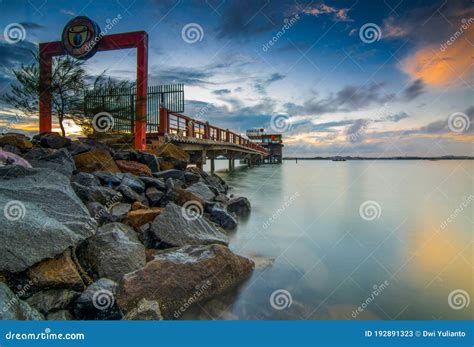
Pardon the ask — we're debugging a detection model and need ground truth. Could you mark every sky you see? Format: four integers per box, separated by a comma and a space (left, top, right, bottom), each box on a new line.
0, 0, 472, 157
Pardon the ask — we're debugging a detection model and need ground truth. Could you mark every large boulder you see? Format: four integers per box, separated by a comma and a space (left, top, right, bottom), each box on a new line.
73, 149, 120, 173
115, 160, 152, 177
25, 148, 76, 177
139, 177, 166, 190
0, 149, 32, 168
117, 244, 254, 318
72, 182, 122, 205
152, 169, 185, 181
71, 172, 101, 187
136, 151, 160, 172
28, 250, 84, 290
86, 202, 113, 225
149, 202, 228, 247
226, 197, 251, 217
26, 289, 79, 315
33, 132, 71, 149
110, 203, 131, 222
151, 143, 189, 170
0, 283, 44, 320
73, 278, 122, 320
145, 187, 164, 206
186, 181, 216, 201
0, 166, 96, 273
92, 171, 122, 187
121, 173, 145, 193
123, 299, 163, 320
0, 133, 33, 151
127, 208, 163, 228
67, 141, 93, 156
209, 207, 238, 231
78, 223, 146, 282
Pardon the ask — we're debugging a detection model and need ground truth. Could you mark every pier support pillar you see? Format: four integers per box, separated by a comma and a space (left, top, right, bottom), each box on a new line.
210, 158, 215, 174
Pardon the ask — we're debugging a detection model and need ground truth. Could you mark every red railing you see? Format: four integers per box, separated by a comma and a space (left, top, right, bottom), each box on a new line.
156, 108, 268, 155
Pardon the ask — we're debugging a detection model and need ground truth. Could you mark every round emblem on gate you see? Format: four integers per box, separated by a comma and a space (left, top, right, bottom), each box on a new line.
61, 16, 101, 60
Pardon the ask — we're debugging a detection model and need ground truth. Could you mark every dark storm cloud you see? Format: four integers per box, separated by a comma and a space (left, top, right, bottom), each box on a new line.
212, 89, 231, 95
402, 79, 426, 101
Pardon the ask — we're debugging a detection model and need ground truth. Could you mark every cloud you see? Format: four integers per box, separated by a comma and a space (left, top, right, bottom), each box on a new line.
301, 3, 351, 21
254, 73, 285, 94
212, 89, 231, 95
419, 106, 474, 134
346, 119, 369, 143
19, 22, 46, 31
402, 79, 426, 101
385, 112, 410, 122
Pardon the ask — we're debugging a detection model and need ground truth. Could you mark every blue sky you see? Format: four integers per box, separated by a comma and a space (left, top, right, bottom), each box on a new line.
0, 0, 472, 156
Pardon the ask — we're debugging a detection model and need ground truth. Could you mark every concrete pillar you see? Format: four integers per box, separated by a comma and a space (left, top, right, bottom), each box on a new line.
210, 158, 215, 174
228, 159, 232, 172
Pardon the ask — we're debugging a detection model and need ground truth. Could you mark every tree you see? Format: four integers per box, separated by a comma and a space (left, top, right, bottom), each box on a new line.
3, 52, 87, 137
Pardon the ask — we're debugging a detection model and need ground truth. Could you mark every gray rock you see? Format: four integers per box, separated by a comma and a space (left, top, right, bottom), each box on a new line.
227, 197, 251, 217
0, 283, 44, 320
121, 173, 145, 193
203, 173, 229, 194
79, 223, 146, 282
33, 132, 71, 149
118, 184, 146, 204
215, 194, 230, 203
2, 144, 21, 155
26, 289, 80, 315
145, 187, 164, 206
93, 171, 122, 187
184, 171, 201, 185
73, 278, 122, 320
136, 152, 160, 172
210, 207, 238, 231
139, 176, 166, 190
26, 148, 76, 177
87, 202, 112, 225
110, 203, 131, 222
150, 202, 228, 247
72, 182, 122, 205
71, 172, 101, 187
46, 310, 73, 320
153, 169, 185, 181
67, 141, 92, 156
123, 299, 163, 320
186, 181, 216, 201
0, 166, 97, 273
113, 150, 137, 161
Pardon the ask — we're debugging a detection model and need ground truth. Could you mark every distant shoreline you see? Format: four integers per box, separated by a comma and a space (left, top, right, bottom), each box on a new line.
283, 156, 474, 161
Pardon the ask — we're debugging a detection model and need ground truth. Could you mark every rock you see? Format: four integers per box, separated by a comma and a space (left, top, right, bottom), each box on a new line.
121, 173, 145, 193
71, 172, 101, 187
26, 148, 76, 177
118, 184, 146, 204
110, 203, 131, 222
153, 169, 185, 181
136, 152, 160, 172
72, 182, 122, 205
28, 250, 84, 290
73, 149, 120, 173
123, 299, 163, 320
139, 176, 166, 190
93, 171, 122, 187
117, 244, 254, 318
33, 132, 71, 149
0, 133, 33, 151
0, 166, 96, 273
131, 201, 148, 211
67, 141, 93, 156
2, 144, 21, 155
203, 173, 229, 194
171, 188, 204, 207
26, 289, 79, 315
79, 223, 146, 282
113, 150, 137, 161
73, 278, 122, 320
0, 283, 44, 320
87, 202, 112, 225
151, 143, 189, 170
184, 171, 201, 185
215, 194, 230, 203
227, 197, 251, 217
0, 149, 32, 168
145, 187, 164, 206
149, 202, 228, 247
46, 310, 73, 320
209, 207, 238, 231
186, 181, 216, 201
246, 255, 275, 270
144, 248, 158, 262
127, 208, 163, 228
115, 160, 152, 177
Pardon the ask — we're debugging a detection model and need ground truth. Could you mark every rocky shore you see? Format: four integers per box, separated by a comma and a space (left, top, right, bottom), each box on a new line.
0, 132, 254, 320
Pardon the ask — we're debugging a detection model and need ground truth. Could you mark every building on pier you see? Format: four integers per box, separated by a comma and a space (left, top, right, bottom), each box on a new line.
246, 128, 283, 164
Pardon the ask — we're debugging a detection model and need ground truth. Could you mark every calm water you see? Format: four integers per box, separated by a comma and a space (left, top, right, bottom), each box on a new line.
184, 160, 473, 320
